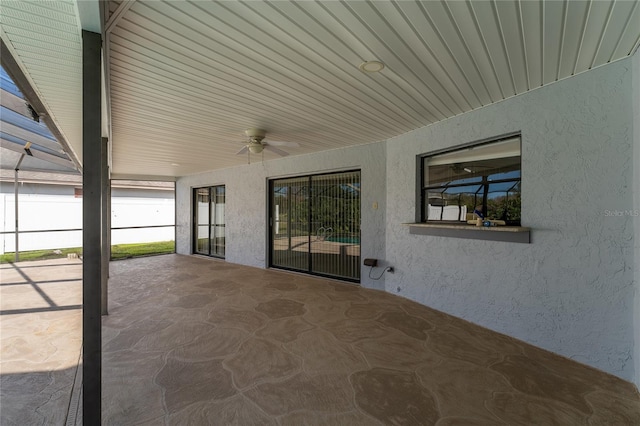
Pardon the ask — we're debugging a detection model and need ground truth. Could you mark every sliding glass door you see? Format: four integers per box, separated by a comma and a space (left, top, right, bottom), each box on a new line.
193, 185, 225, 258
270, 170, 360, 281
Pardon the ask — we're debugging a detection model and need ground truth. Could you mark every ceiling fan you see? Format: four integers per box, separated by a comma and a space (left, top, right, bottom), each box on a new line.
236, 128, 299, 163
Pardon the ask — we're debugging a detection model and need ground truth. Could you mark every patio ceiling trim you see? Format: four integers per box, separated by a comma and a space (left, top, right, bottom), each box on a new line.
110, 173, 176, 182
105, 0, 136, 34
103, 0, 137, 173
75, 0, 104, 34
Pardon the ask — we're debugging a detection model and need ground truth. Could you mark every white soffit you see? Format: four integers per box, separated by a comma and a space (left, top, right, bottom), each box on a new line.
2, 1, 640, 178
107, 0, 640, 177
0, 0, 83, 166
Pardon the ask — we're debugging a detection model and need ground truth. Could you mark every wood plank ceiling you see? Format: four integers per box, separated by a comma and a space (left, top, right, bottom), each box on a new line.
2, 1, 640, 178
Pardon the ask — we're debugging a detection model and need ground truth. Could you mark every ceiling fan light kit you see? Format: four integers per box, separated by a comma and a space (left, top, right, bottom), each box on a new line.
248, 143, 264, 154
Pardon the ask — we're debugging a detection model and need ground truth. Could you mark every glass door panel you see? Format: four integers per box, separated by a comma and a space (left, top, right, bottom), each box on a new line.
194, 188, 210, 255
211, 186, 226, 257
193, 186, 225, 258
271, 176, 310, 272
310, 171, 360, 280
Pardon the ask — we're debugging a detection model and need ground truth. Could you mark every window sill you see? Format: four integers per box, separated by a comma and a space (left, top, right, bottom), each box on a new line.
405, 223, 530, 243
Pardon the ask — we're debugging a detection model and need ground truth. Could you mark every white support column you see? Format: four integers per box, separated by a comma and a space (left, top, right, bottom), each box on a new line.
13, 154, 25, 262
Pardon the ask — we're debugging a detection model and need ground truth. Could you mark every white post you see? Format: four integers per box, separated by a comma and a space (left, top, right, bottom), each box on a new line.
14, 154, 25, 262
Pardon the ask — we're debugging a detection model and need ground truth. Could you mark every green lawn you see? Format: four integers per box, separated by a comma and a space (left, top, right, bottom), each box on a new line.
0, 241, 175, 264
111, 241, 175, 260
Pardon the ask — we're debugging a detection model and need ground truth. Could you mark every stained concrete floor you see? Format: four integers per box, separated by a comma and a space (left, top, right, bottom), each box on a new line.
0, 258, 83, 425
103, 254, 640, 425
2, 254, 640, 425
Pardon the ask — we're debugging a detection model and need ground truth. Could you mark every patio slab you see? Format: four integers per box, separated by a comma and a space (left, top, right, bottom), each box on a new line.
103, 254, 640, 425
2, 254, 639, 425
0, 258, 82, 426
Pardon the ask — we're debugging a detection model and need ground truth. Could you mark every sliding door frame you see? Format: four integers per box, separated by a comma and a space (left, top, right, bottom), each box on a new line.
268, 169, 361, 283
192, 185, 225, 258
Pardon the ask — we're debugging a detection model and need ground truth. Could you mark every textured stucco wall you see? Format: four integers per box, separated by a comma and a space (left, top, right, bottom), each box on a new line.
385, 57, 636, 383
633, 49, 640, 388
174, 56, 637, 385
176, 142, 387, 290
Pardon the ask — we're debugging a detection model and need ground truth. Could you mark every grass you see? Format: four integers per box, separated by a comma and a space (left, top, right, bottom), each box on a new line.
0, 241, 175, 264
0, 247, 82, 264
111, 241, 175, 260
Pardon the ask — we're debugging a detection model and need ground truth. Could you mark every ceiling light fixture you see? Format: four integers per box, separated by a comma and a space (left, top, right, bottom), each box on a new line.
248, 143, 264, 154
359, 60, 385, 73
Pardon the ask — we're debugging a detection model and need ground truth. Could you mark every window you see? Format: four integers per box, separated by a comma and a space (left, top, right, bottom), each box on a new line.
193, 185, 225, 257
420, 135, 521, 226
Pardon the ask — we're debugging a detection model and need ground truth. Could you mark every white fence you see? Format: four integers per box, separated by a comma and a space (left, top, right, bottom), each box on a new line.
0, 193, 175, 254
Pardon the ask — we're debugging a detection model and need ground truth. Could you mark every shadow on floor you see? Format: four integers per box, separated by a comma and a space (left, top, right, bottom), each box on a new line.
0, 366, 81, 425
0, 258, 83, 425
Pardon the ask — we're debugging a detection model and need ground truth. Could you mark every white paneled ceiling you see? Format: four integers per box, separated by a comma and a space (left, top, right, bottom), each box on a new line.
0, 0, 83, 167
2, 1, 639, 178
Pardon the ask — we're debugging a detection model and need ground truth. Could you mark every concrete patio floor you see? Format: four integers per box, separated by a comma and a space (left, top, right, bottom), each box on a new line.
0, 257, 83, 425
2, 254, 640, 424
103, 254, 640, 425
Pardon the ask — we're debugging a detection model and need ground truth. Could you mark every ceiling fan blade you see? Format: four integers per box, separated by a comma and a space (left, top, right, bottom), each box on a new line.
266, 140, 300, 147
264, 145, 289, 157
235, 145, 248, 155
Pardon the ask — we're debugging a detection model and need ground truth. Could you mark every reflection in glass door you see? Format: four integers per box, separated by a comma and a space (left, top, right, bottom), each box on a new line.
193, 186, 225, 258
310, 171, 360, 279
271, 176, 310, 272
270, 170, 360, 281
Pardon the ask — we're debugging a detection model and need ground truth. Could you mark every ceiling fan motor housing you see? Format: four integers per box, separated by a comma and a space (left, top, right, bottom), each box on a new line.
245, 128, 266, 141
